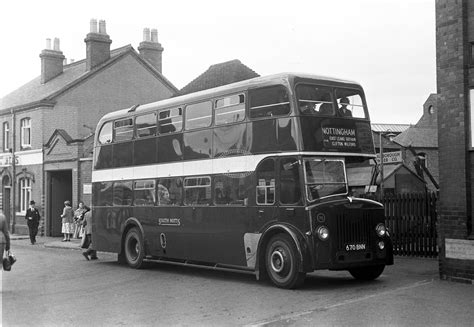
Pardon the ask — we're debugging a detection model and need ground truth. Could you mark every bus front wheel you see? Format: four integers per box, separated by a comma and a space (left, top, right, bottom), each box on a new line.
124, 227, 145, 269
265, 234, 305, 289
349, 265, 385, 280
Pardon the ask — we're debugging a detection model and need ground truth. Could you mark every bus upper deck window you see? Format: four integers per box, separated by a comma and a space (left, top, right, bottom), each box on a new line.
185, 101, 212, 130
215, 94, 245, 125
159, 107, 183, 134
98, 121, 113, 145
114, 118, 134, 142
296, 85, 334, 115
335, 89, 367, 119
135, 113, 157, 138
249, 86, 290, 119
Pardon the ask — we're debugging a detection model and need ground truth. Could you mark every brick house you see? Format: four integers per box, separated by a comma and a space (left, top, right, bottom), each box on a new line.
0, 19, 177, 236
392, 94, 439, 192
435, 0, 474, 283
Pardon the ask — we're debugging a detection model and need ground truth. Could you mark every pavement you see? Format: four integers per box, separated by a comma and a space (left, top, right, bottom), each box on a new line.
10, 233, 84, 250
9, 233, 474, 326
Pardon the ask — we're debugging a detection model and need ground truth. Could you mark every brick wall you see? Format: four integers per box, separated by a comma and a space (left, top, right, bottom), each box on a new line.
436, 0, 474, 283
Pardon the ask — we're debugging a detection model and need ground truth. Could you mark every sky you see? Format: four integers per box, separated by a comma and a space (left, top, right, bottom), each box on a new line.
0, 0, 436, 124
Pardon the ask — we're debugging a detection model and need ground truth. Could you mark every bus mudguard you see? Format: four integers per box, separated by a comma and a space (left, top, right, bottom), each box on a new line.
254, 223, 312, 281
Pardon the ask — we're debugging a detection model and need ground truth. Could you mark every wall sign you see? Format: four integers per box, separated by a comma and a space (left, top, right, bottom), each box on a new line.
445, 238, 474, 260
83, 183, 92, 194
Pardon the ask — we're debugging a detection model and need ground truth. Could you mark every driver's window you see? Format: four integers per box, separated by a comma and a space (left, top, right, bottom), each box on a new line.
256, 158, 275, 205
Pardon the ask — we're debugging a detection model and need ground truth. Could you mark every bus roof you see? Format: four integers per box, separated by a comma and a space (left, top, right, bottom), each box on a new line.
98, 72, 362, 124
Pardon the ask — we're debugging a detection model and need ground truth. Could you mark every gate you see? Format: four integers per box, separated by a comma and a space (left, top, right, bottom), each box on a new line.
383, 192, 438, 258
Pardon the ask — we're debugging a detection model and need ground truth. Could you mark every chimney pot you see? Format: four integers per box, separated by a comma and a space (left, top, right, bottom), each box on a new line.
46, 38, 52, 50
53, 38, 60, 51
90, 18, 98, 33
151, 29, 158, 43
99, 20, 107, 34
143, 28, 151, 42
85, 19, 112, 71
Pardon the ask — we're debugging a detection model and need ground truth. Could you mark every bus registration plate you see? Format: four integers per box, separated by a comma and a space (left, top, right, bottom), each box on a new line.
345, 243, 366, 251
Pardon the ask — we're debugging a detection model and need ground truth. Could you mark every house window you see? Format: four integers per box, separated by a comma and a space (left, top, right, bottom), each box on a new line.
3, 122, 10, 152
20, 118, 31, 148
20, 178, 32, 213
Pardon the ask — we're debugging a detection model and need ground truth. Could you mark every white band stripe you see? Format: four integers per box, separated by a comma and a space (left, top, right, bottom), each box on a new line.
91, 151, 374, 182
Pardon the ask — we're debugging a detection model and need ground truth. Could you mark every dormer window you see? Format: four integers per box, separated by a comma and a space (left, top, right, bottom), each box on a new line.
20, 118, 31, 149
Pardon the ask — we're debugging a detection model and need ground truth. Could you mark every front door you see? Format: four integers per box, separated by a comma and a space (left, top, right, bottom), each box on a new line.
48, 170, 72, 236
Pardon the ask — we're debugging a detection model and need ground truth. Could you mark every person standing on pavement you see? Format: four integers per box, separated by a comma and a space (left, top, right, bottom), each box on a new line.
82, 210, 97, 260
73, 201, 88, 239
60, 200, 74, 242
0, 210, 11, 268
25, 200, 41, 245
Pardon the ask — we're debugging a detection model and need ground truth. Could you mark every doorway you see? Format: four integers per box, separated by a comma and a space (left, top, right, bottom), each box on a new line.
48, 170, 72, 236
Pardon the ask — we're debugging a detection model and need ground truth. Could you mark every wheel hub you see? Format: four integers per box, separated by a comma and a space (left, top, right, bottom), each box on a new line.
270, 249, 285, 273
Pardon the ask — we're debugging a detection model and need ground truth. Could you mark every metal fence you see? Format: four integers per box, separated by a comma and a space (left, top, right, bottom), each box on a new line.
382, 192, 438, 258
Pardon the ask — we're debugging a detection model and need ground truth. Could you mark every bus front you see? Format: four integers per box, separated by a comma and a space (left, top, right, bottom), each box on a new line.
294, 77, 393, 279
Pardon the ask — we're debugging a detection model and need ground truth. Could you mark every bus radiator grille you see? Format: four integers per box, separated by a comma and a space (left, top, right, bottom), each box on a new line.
335, 211, 375, 250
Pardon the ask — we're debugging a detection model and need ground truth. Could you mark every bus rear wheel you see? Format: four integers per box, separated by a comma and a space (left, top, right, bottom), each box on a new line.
265, 234, 305, 289
349, 265, 385, 281
124, 227, 145, 269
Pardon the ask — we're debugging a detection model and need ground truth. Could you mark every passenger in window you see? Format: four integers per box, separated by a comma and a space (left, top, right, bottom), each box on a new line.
338, 97, 352, 117
158, 184, 171, 205
299, 101, 317, 114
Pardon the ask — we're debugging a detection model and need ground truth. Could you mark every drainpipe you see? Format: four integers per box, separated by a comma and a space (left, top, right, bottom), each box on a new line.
11, 109, 16, 234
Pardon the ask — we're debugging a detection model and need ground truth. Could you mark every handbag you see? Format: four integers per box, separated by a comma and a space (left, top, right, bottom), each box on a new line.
3, 250, 15, 271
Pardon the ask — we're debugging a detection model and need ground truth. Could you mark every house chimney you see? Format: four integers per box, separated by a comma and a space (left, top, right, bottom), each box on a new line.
84, 18, 112, 71
138, 27, 164, 73
40, 37, 65, 84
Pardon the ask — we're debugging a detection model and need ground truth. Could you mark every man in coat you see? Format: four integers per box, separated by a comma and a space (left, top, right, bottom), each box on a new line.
25, 200, 41, 245
82, 210, 98, 260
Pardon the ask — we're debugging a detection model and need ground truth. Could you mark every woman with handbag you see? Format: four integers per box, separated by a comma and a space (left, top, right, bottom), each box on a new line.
0, 210, 11, 270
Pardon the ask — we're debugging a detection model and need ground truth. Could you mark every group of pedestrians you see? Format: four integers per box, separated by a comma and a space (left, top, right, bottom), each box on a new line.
60, 200, 97, 260
0, 199, 98, 270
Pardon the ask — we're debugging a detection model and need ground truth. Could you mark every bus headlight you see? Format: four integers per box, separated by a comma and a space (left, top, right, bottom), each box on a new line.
317, 226, 329, 241
376, 223, 386, 237
378, 241, 385, 250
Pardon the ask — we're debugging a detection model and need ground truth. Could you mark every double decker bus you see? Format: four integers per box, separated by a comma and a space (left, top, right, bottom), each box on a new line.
92, 73, 393, 289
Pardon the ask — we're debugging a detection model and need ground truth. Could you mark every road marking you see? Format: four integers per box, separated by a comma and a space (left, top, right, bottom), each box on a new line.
246, 279, 434, 327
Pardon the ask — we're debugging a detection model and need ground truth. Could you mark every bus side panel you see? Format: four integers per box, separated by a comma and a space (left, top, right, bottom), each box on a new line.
213, 123, 250, 157
93, 206, 125, 254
